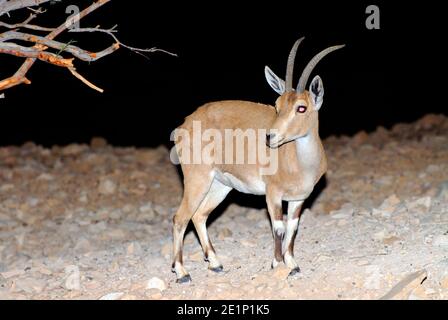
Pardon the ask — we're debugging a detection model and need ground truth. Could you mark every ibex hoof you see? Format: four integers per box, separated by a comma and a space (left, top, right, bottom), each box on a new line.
288, 267, 301, 277
209, 265, 224, 273
176, 274, 192, 283
271, 259, 281, 269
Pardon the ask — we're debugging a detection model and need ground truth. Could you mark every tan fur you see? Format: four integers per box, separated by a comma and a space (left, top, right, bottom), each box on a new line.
171, 91, 327, 282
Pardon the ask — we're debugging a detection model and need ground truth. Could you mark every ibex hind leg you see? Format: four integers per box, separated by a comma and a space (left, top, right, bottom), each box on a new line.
192, 179, 232, 272
172, 173, 215, 283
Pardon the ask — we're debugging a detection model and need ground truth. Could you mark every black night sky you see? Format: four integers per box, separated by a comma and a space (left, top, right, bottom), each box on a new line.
0, 1, 444, 147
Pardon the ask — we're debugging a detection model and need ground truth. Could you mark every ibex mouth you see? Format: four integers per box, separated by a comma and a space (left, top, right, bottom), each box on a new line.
266, 138, 284, 149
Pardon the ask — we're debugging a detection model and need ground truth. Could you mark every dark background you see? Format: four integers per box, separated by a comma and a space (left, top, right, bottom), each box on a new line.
0, 1, 443, 147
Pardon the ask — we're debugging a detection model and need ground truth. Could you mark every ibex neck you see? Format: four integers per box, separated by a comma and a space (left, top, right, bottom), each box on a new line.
294, 124, 323, 169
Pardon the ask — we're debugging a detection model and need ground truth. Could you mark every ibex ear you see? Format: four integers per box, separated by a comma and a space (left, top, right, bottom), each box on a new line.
265, 66, 285, 95
309, 75, 324, 110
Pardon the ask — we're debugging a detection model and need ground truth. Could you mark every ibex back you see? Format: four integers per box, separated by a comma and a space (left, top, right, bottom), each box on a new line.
172, 37, 344, 283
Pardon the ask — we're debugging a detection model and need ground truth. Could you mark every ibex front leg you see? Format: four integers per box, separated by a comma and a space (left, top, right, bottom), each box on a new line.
266, 188, 284, 269
283, 200, 303, 275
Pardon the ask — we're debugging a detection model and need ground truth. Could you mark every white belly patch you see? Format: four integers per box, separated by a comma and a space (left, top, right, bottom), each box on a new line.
214, 171, 265, 195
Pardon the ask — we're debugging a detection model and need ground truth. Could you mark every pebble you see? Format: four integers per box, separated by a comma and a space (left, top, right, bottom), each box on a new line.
90, 137, 108, 149
98, 178, 117, 195
363, 265, 381, 290
64, 265, 81, 291
61, 144, 87, 156
14, 278, 46, 294
218, 227, 233, 240
1, 269, 25, 279
146, 277, 167, 291
0, 114, 447, 300
241, 239, 256, 248
433, 235, 448, 247
74, 237, 92, 253
99, 292, 124, 300
406, 197, 432, 213
351, 130, 369, 146
127, 242, 143, 256
330, 203, 354, 219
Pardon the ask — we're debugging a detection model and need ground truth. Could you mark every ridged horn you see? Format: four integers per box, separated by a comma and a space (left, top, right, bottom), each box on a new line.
285, 37, 305, 92
296, 44, 345, 93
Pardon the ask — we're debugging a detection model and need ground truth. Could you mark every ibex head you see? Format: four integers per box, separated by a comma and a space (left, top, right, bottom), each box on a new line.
264, 37, 344, 148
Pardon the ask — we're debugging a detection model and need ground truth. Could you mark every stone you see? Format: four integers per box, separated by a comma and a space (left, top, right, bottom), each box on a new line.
98, 178, 117, 195
330, 203, 354, 219
127, 242, 143, 256
146, 277, 167, 291
383, 236, 400, 245
437, 181, 448, 200
373, 230, 388, 241
16, 210, 39, 225
372, 194, 401, 217
241, 239, 256, 248
406, 197, 431, 213
90, 137, 108, 148
99, 292, 124, 300
105, 229, 127, 240
416, 114, 444, 130
314, 255, 332, 264
61, 144, 87, 156
426, 164, 440, 173
433, 235, 448, 247
363, 265, 381, 290
351, 130, 369, 146
218, 227, 233, 240
64, 265, 81, 291
74, 237, 91, 253
14, 278, 46, 294
1, 269, 25, 279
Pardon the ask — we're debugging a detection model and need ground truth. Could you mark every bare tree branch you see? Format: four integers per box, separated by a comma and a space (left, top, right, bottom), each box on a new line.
0, 41, 74, 66
0, 0, 110, 91
0, 0, 176, 94
68, 67, 103, 93
0, 12, 54, 31
69, 26, 178, 57
0, 0, 53, 16
1, 30, 120, 61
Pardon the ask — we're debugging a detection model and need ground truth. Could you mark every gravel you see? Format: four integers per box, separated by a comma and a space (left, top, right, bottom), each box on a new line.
0, 114, 447, 299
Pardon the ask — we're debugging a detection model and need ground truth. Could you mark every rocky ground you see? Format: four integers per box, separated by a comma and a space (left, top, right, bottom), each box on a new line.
0, 114, 447, 300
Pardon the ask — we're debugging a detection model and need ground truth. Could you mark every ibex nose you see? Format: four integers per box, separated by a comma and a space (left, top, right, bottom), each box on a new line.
266, 133, 275, 146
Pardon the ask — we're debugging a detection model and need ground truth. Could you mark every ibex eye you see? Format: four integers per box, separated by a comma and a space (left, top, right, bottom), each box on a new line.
297, 105, 307, 113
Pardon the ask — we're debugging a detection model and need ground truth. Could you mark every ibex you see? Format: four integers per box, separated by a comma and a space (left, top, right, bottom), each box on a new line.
172, 37, 344, 283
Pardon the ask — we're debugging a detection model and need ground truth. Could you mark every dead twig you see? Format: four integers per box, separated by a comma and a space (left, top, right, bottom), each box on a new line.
0, 0, 176, 93
0, 0, 110, 91
0, 0, 53, 16
69, 25, 178, 57
68, 67, 103, 93
0, 13, 54, 31
1, 30, 120, 62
